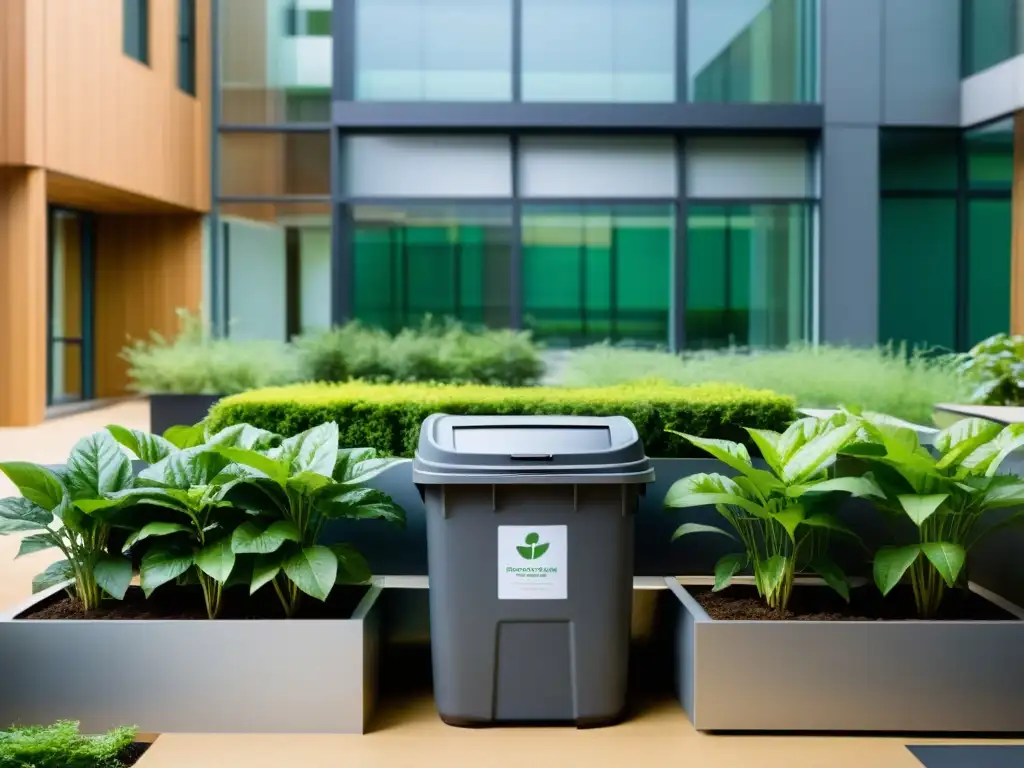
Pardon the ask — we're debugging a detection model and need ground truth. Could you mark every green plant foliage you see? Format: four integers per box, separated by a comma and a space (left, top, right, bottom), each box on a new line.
121, 308, 300, 395
0, 721, 137, 768
844, 416, 1024, 617
557, 343, 971, 426
0, 432, 136, 611
293, 319, 544, 387
209, 422, 406, 617
664, 412, 881, 612
959, 332, 1024, 405
206, 381, 798, 458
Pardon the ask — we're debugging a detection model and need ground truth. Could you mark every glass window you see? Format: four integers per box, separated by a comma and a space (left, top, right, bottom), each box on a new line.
356, 0, 512, 101
220, 132, 331, 197
351, 205, 512, 331
220, 0, 332, 124
968, 199, 1012, 345
345, 136, 512, 198
878, 199, 957, 350
962, 0, 1022, 77
519, 137, 677, 198
879, 131, 959, 192
49, 211, 91, 404
687, 138, 812, 199
522, 205, 674, 347
178, 0, 197, 96
688, 0, 819, 103
967, 119, 1014, 191
521, 0, 675, 103
685, 204, 811, 349
123, 0, 150, 65
219, 202, 332, 340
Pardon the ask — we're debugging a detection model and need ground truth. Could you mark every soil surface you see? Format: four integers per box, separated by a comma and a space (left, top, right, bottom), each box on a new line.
21, 585, 365, 621
693, 584, 1018, 621
118, 741, 151, 766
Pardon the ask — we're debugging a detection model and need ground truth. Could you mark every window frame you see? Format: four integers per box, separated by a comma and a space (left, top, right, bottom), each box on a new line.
123, 0, 151, 66
178, 0, 197, 96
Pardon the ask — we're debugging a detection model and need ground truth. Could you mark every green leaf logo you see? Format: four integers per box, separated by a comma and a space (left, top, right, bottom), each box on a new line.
516, 532, 549, 560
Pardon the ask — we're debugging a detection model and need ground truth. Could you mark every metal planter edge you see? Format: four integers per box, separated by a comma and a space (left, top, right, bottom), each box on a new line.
0, 581, 382, 734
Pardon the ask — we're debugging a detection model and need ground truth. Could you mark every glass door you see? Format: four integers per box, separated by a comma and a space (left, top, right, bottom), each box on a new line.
47, 208, 95, 405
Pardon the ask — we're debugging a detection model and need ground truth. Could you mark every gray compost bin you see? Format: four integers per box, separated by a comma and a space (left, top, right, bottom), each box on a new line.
412, 414, 655, 727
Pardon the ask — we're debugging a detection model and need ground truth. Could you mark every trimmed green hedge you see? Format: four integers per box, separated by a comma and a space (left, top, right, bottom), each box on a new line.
206, 381, 797, 458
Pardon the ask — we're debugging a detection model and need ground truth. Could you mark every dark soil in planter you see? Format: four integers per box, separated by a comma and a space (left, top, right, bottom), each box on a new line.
117, 741, 152, 766
20, 585, 365, 621
693, 584, 1019, 621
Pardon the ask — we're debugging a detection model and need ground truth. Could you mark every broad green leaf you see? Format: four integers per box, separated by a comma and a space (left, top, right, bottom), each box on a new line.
215, 476, 288, 515
65, 432, 133, 497
16, 532, 57, 558
205, 424, 281, 451
287, 471, 334, 496
787, 476, 885, 499
671, 522, 737, 542
138, 446, 226, 490
282, 545, 338, 602
979, 477, 1024, 509
870, 423, 923, 460
743, 428, 783, 474
318, 486, 407, 526
770, 505, 806, 541
212, 446, 289, 485
195, 537, 236, 584
343, 456, 406, 485
839, 441, 887, 458
106, 425, 177, 464
874, 545, 921, 596
934, 418, 1002, 470
960, 423, 1024, 476
665, 489, 766, 518
809, 556, 850, 602
73, 497, 127, 515
231, 520, 301, 555
801, 513, 858, 538
985, 427, 1024, 477
668, 433, 752, 474
712, 552, 746, 592
123, 521, 191, 552
777, 416, 827, 465
0, 462, 66, 511
140, 545, 195, 597
329, 543, 372, 585
275, 422, 339, 478
93, 555, 132, 600
781, 422, 861, 484
757, 555, 788, 599
162, 424, 207, 450
32, 559, 74, 593
0, 497, 52, 532
333, 447, 378, 483
897, 494, 949, 527
251, 550, 287, 595
921, 541, 966, 588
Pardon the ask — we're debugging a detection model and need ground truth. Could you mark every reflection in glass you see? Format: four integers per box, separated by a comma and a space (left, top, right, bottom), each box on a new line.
962, 0, 1022, 77
356, 0, 512, 101
220, 132, 331, 197
686, 205, 811, 349
219, 202, 332, 340
522, 0, 675, 102
879, 131, 959, 193
968, 199, 1012, 346
688, 0, 819, 103
352, 205, 512, 332
522, 205, 673, 347
967, 119, 1014, 190
219, 0, 332, 123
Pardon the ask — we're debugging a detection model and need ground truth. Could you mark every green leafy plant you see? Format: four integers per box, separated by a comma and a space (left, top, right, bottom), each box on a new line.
664, 414, 883, 612
207, 380, 797, 458
210, 422, 406, 617
0, 721, 137, 768
0, 433, 136, 610
844, 416, 1024, 617
103, 424, 281, 619
959, 332, 1024, 406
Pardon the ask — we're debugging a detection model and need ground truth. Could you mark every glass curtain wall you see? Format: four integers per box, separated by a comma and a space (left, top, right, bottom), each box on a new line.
962, 0, 1024, 77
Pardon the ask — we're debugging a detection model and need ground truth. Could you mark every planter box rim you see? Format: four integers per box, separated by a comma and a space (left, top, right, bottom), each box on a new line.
664, 576, 1024, 623
3, 580, 383, 623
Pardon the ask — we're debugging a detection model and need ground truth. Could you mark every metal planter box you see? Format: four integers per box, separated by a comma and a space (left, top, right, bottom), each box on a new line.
0, 582, 382, 734
667, 577, 1024, 733
148, 393, 223, 435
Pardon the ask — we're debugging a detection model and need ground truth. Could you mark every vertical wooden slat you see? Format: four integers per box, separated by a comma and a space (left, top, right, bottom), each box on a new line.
0, 168, 48, 426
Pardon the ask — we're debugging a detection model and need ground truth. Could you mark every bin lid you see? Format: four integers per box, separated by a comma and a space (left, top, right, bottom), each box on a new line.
412, 414, 655, 485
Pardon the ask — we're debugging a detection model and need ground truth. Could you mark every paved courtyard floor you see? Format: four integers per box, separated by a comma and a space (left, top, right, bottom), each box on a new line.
0, 401, 1020, 766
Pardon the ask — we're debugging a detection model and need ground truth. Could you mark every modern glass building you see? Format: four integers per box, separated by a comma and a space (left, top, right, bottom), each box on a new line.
214, 0, 1017, 354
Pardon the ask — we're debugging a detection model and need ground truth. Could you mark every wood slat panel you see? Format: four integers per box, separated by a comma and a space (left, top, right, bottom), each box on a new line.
0, 168, 48, 426
0, 0, 44, 165
94, 214, 204, 397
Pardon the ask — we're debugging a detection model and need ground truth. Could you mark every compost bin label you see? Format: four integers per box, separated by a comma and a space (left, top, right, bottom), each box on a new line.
498, 525, 567, 600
